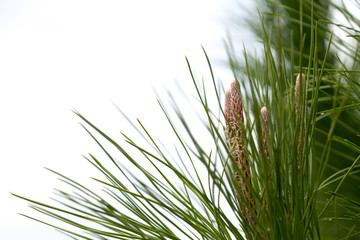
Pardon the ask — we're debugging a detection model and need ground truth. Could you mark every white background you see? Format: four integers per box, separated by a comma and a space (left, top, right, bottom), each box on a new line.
0, 1, 254, 239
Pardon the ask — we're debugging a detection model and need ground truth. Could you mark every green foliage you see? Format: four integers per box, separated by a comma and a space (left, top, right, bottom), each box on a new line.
12, 0, 360, 239
239, 0, 360, 239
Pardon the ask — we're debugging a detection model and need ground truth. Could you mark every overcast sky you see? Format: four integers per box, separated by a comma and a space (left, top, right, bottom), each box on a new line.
0, 1, 255, 239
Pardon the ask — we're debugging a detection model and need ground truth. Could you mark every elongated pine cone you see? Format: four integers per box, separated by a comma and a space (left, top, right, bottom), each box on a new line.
225, 80, 256, 238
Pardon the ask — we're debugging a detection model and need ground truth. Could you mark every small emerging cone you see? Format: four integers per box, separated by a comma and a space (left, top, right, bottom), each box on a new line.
295, 73, 305, 119
260, 106, 270, 160
259, 107, 270, 213
295, 73, 305, 172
